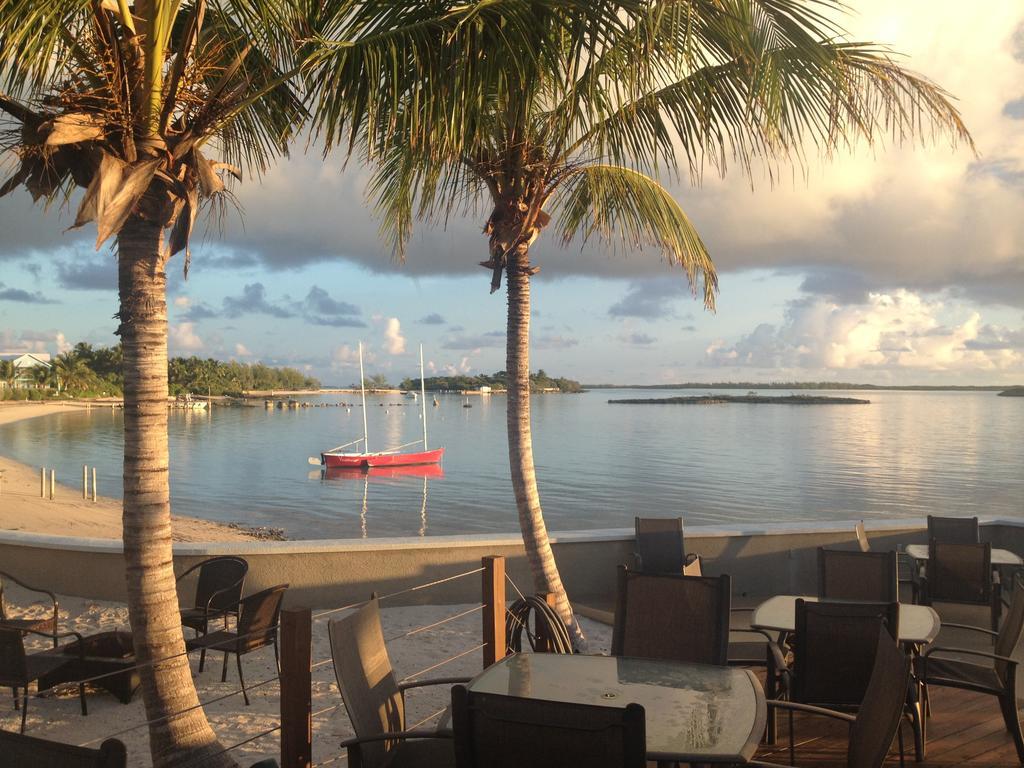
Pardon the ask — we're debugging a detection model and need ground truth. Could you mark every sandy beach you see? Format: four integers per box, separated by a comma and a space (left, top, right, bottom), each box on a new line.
0, 402, 254, 542
0, 583, 611, 766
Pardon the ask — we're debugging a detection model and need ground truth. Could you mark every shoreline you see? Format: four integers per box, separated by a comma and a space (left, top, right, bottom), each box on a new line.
0, 402, 255, 542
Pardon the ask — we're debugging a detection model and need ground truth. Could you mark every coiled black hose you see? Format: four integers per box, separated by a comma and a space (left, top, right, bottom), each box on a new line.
505, 595, 574, 654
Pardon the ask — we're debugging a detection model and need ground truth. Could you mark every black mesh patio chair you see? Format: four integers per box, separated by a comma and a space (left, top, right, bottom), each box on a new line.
177, 556, 248, 672
633, 517, 698, 575
767, 600, 924, 761
451, 686, 646, 768
920, 540, 1001, 631
854, 523, 920, 603
185, 584, 287, 705
752, 627, 911, 768
927, 515, 979, 544
0, 731, 126, 767
329, 598, 469, 768
0, 571, 59, 646
917, 574, 1024, 762
611, 565, 730, 665
0, 627, 88, 733
818, 548, 899, 602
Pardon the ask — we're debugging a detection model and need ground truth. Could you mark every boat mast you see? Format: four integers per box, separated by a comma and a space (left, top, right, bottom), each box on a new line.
358, 341, 369, 453
419, 343, 428, 450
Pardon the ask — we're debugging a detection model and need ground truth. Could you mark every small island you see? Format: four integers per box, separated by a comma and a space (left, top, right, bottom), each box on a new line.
608, 394, 870, 405
998, 387, 1024, 397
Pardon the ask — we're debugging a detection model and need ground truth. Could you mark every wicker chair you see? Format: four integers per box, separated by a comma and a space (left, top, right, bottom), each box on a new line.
329, 599, 469, 768
920, 540, 1001, 631
0, 627, 88, 733
0, 731, 126, 767
0, 570, 59, 646
451, 686, 646, 768
633, 517, 698, 575
612, 565, 730, 665
753, 627, 911, 768
918, 574, 1024, 762
854, 523, 920, 602
927, 515, 980, 544
177, 556, 248, 672
818, 548, 899, 602
185, 584, 287, 705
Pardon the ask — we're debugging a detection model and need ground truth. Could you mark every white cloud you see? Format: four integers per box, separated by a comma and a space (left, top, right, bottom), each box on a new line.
169, 323, 204, 352
234, 343, 251, 357
383, 318, 406, 355
706, 290, 1024, 378
173, 296, 191, 308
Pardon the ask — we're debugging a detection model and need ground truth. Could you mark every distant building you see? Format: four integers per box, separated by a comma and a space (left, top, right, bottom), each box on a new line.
479, 385, 492, 394
0, 352, 52, 389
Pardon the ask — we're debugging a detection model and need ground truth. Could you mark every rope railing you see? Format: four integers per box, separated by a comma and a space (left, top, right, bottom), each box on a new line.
311, 566, 486, 621
175, 724, 282, 768
400, 642, 487, 683
384, 603, 484, 643
78, 674, 281, 747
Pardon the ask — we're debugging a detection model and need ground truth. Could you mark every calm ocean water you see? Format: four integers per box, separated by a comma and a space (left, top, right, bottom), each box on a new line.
1, 389, 1021, 539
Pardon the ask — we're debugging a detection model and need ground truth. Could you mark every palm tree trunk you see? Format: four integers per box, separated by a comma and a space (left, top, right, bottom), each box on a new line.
117, 215, 237, 768
504, 240, 583, 646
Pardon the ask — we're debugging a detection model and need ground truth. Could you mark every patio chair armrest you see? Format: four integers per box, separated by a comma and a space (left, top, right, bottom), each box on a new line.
766, 700, 857, 723
202, 579, 246, 613
921, 645, 1019, 666
731, 627, 776, 642
0, 571, 58, 608
339, 729, 452, 748
174, 562, 205, 583
766, 640, 790, 675
939, 622, 999, 637
398, 676, 472, 692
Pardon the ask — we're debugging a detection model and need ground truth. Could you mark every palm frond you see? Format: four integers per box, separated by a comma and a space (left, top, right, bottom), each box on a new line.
552, 164, 717, 309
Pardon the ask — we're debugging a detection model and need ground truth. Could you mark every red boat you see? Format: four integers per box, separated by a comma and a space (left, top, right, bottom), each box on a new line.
315, 343, 444, 471
323, 463, 445, 480
321, 447, 445, 469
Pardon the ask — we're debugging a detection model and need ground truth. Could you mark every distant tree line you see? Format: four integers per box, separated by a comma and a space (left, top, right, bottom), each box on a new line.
1, 342, 318, 399
399, 369, 582, 393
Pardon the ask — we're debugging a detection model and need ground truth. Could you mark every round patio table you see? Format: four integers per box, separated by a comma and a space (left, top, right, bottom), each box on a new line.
466, 653, 766, 763
750, 595, 940, 645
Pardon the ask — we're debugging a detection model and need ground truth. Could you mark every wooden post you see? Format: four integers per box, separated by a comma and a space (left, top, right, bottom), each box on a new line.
481, 556, 506, 668
49, 469, 55, 500
91, 467, 97, 502
83, 464, 88, 499
40, 467, 45, 498
535, 592, 558, 653
280, 607, 312, 768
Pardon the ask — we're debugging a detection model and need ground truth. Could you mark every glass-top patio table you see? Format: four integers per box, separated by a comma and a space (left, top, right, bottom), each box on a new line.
466, 653, 767, 763
751, 596, 941, 645
904, 543, 1024, 566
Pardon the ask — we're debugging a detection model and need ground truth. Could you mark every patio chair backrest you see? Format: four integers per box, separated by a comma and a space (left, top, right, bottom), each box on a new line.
328, 599, 403, 768
236, 585, 288, 653
792, 600, 900, 707
926, 541, 992, 604
854, 521, 871, 553
0, 627, 27, 686
846, 628, 912, 768
192, 557, 248, 613
611, 566, 730, 665
634, 517, 685, 575
818, 548, 898, 602
927, 515, 979, 544
451, 686, 646, 768
995, 576, 1024, 683
0, 731, 127, 767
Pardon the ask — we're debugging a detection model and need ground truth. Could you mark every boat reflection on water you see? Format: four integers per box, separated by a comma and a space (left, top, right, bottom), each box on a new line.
322, 464, 445, 481
318, 463, 443, 537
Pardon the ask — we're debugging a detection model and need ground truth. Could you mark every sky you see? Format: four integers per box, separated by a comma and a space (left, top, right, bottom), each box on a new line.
1, 1, 1023, 386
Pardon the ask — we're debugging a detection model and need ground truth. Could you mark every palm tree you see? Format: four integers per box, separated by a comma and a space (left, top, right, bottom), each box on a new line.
0, 2, 301, 765
307, 0, 972, 639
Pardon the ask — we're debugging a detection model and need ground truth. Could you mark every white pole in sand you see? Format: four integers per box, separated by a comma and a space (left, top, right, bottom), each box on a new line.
83, 464, 88, 499
49, 469, 55, 500
92, 467, 97, 502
